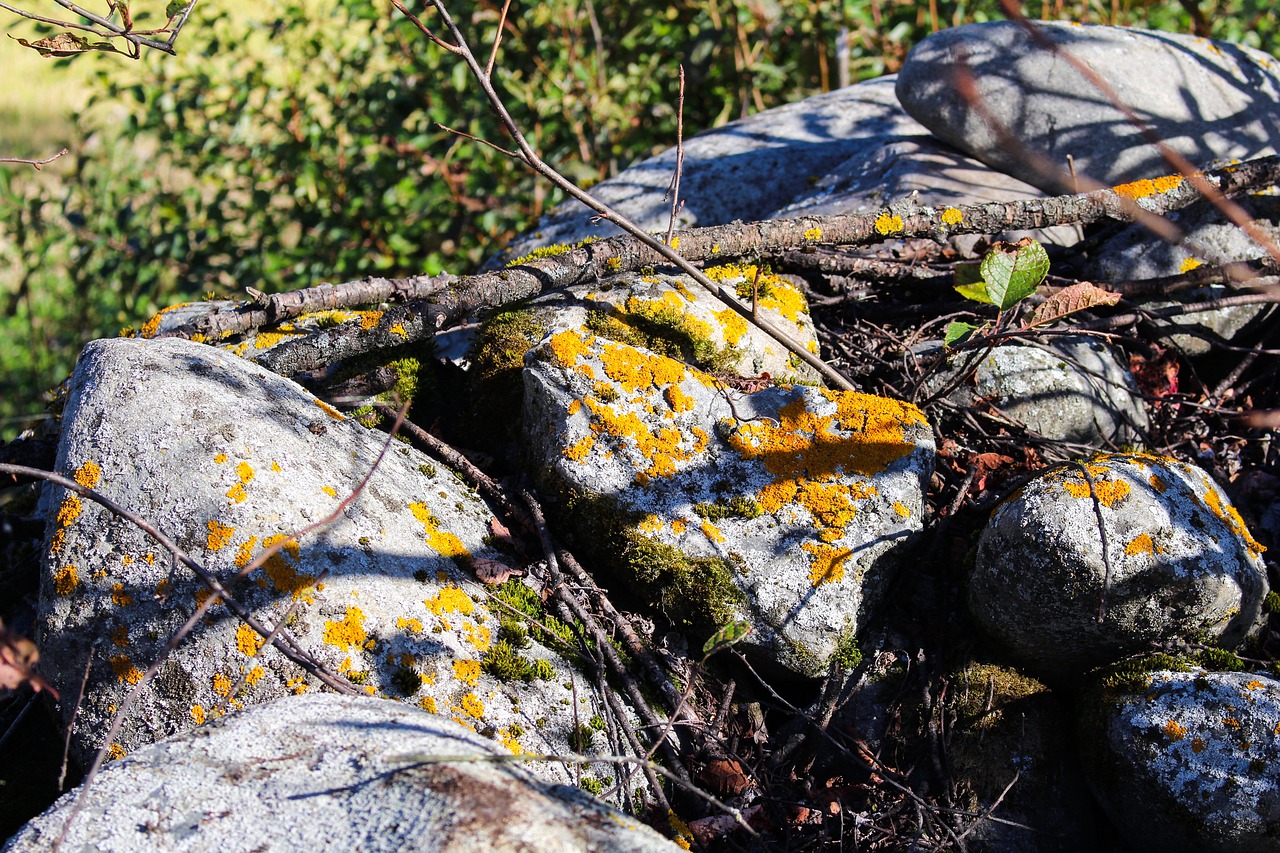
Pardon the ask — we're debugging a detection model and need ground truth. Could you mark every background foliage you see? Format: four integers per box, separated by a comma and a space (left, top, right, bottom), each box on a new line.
1, 0, 1277, 439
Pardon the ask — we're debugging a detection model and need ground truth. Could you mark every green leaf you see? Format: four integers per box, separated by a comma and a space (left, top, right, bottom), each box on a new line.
944, 321, 979, 347
702, 621, 752, 657
979, 238, 1050, 310
953, 282, 993, 304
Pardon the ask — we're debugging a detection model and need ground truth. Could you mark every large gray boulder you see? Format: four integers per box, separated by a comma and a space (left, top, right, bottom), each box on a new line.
38, 337, 628, 784
1079, 667, 1280, 853
970, 453, 1269, 681
897, 21, 1280, 193
4, 693, 681, 852
522, 326, 934, 677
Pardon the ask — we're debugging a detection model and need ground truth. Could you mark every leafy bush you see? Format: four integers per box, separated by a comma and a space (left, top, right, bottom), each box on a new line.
1, 0, 1275, 438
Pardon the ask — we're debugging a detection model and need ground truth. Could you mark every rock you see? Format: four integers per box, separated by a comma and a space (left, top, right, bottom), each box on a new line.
945, 663, 1096, 852
970, 453, 1269, 681
1082, 196, 1280, 355
38, 337, 630, 785
4, 693, 681, 853
488, 77, 925, 266
1079, 665, 1280, 853
896, 21, 1280, 193
522, 327, 934, 677
924, 336, 1148, 446
769, 136, 1081, 250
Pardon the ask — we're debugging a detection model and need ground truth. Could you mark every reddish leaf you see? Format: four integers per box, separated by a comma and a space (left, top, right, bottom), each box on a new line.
472, 557, 519, 585
0, 620, 58, 698
1130, 346, 1180, 400
696, 757, 753, 797
1023, 281, 1121, 329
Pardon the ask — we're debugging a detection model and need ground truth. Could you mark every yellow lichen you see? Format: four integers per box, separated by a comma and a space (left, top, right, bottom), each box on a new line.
236, 623, 265, 656
564, 435, 595, 462
53, 564, 79, 596
701, 519, 725, 544
802, 542, 853, 586
259, 534, 316, 599
453, 659, 482, 687
234, 536, 259, 569
663, 384, 694, 413
397, 617, 424, 633
1203, 487, 1266, 557
462, 622, 491, 652
599, 333, 689, 390
106, 744, 127, 761
191, 705, 206, 725
389, 323, 408, 339
109, 655, 143, 685
1163, 719, 1187, 741
207, 520, 236, 552
1180, 257, 1202, 273
138, 302, 193, 339
212, 673, 232, 696
713, 308, 748, 346
111, 583, 134, 607
424, 586, 475, 615
359, 311, 382, 330
56, 495, 82, 528
1125, 534, 1157, 556
605, 256, 623, 272
1062, 478, 1130, 507
874, 211, 904, 234
73, 461, 101, 489
410, 502, 471, 561
1113, 175, 1183, 200
893, 502, 910, 518
941, 207, 964, 226
244, 666, 265, 686
214, 453, 228, 464
111, 624, 129, 647
547, 329, 592, 368
419, 696, 438, 713
314, 399, 345, 421
458, 692, 485, 718
803, 226, 823, 241
321, 485, 338, 498
323, 606, 367, 650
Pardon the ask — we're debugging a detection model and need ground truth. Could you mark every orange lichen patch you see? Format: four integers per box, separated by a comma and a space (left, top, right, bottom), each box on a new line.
321, 485, 338, 498
236, 623, 265, 656
1180, 257, 1203, 273
802, 542, 852, 586
1125, 534, 1157, 556
207, 520, 236, 552
397, 617, 424, 633
1223, 716, 1242, 729
893, 501, 910, 518
1163, 720, 1187, 741
214, 453, 228, 465
874, 212, 904, 234
457, 692, 485, 718
271, 461, 282, 472
548, 329, 592, 368
254, 331, 287, 349
106, 744, 127, 761
701, 519, 725, 544
714, 309, 748, 346
599, 339, 688, 391
462, 622, 491, 652
500, 726, 524, 754
796, 480, 876, 529
1203, 487, 1266, 557
111, 624, 129, 647
567, 399, 582, 416
53, 564, 79, 596
758, 281, 808, 323
234, 536, 259, 569
111, 583, 134, 607
419, 695, 438, 713
582, 397, 701, 481
453, 659, 482, 687
314, 399, 345, 421
1062, 478, 1130, 507
664, 384, 694, 413
564, 435, 595, 462
1190, 736, 1207, 753
671, 519, 688, 535
259, 534, 316, 599
244, 666, 265, 686
56, 495, 83, 528
109, 655, 143, 685
424, 586, 475, 616
941, 207, 964, 226
194, 586, 216, 608
410, 502, 471, 561
389, 323, 408, 339
1245, 679, 1265, 691
323, 606, 367, 650
73, 461, 101, 489
359, 311, 382, 330
1149, 474, 1167, 492
139, 302, 193, 338
1113, 175, 1183, 199
191, 705, 206, 725
212, 673, 233, 696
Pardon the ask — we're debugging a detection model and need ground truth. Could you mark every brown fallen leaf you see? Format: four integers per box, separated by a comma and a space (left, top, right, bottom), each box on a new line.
472, 557, 521, 585
0, 619, 58, 699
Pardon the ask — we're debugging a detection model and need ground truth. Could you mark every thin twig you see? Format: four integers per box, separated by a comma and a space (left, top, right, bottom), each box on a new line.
664, 65, 686, 247
0, 148, 69, 170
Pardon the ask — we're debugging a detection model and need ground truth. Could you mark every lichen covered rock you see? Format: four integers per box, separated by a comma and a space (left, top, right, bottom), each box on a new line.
970, 454, 1269, 681
523, 328, 934, 676
5, 693, 681, 853
38, 338, 623, 783
1079, 666, 1280, 853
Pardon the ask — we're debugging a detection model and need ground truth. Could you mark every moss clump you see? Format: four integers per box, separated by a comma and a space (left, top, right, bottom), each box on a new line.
623, 530, 745, 633
1195, 647, 1245, 672
481, 639, 555, 682
390, 665, 422, 696
465, 308, 547, 450
1096, 653, 1190, 696
481, 579, 575, 682
693, 496, 762, 522
831, 633, 863, 671
579, 776, 605, 796
569, 724, 596, 751
1264, 590, 1280, 615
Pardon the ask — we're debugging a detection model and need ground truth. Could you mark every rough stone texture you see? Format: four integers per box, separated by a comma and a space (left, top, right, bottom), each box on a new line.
896, 21, 1280, 193
487, 77, 926, 266
38, 337, 625, 783
970, 454, 1269, 681
1082, 196, 1280, 355
4, 693, 680, 853
925, 336, 1148, 446
1079, 668, 1280, 853
769, 136, 1081, 250
522, 327, 934, 677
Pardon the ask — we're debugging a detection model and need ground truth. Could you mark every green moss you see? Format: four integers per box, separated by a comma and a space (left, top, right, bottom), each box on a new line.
465, 307, 547, 450
384, 357, 422, 404
344, 670, 369, 685
481, 639, 555, 682
588, 713, 606, 731
480, 579, 575, 682
1096, 653, 1190, 696
390, 665, 422, 696
579, 776, 605, 796
1264, 590, 1280, 615
569, 724, 596, 751
504, 243, 573, 268
418, 463, 437, 478
831, 632, 863, 671
693, 495, 762, 522
1196, 647, 1245, 672
351, 405, 381, 429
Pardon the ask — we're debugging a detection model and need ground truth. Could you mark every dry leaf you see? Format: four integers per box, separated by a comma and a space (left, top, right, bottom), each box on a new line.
1023, 281, 1121, 329
0, 620, 58, 698
472, 557, 519, 585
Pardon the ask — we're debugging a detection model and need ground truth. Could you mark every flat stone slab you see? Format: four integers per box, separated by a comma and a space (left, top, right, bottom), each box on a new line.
1079, 667, 1280, 853
38, 338, 629, 785
522, 328, 934, 676
897, 21, 1280, 193
4, 693, 680, 853
970, 453, 1269, 681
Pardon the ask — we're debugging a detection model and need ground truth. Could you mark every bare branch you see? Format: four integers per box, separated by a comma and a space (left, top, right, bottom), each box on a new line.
0, 147, 69, 170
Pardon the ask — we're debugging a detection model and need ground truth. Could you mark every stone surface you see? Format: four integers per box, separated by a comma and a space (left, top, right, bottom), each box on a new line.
522, 327, 934, 677
769, 136, 1081, 250
897, 21, 1280, 193
1079, 667, 1280, 853
488, 77, 926, 266
1082, 196, 1280, 354
4, 693, 680, 853
970, 453, 1269, 681
925, 336, 1148, 446
38, 337, 627, 784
